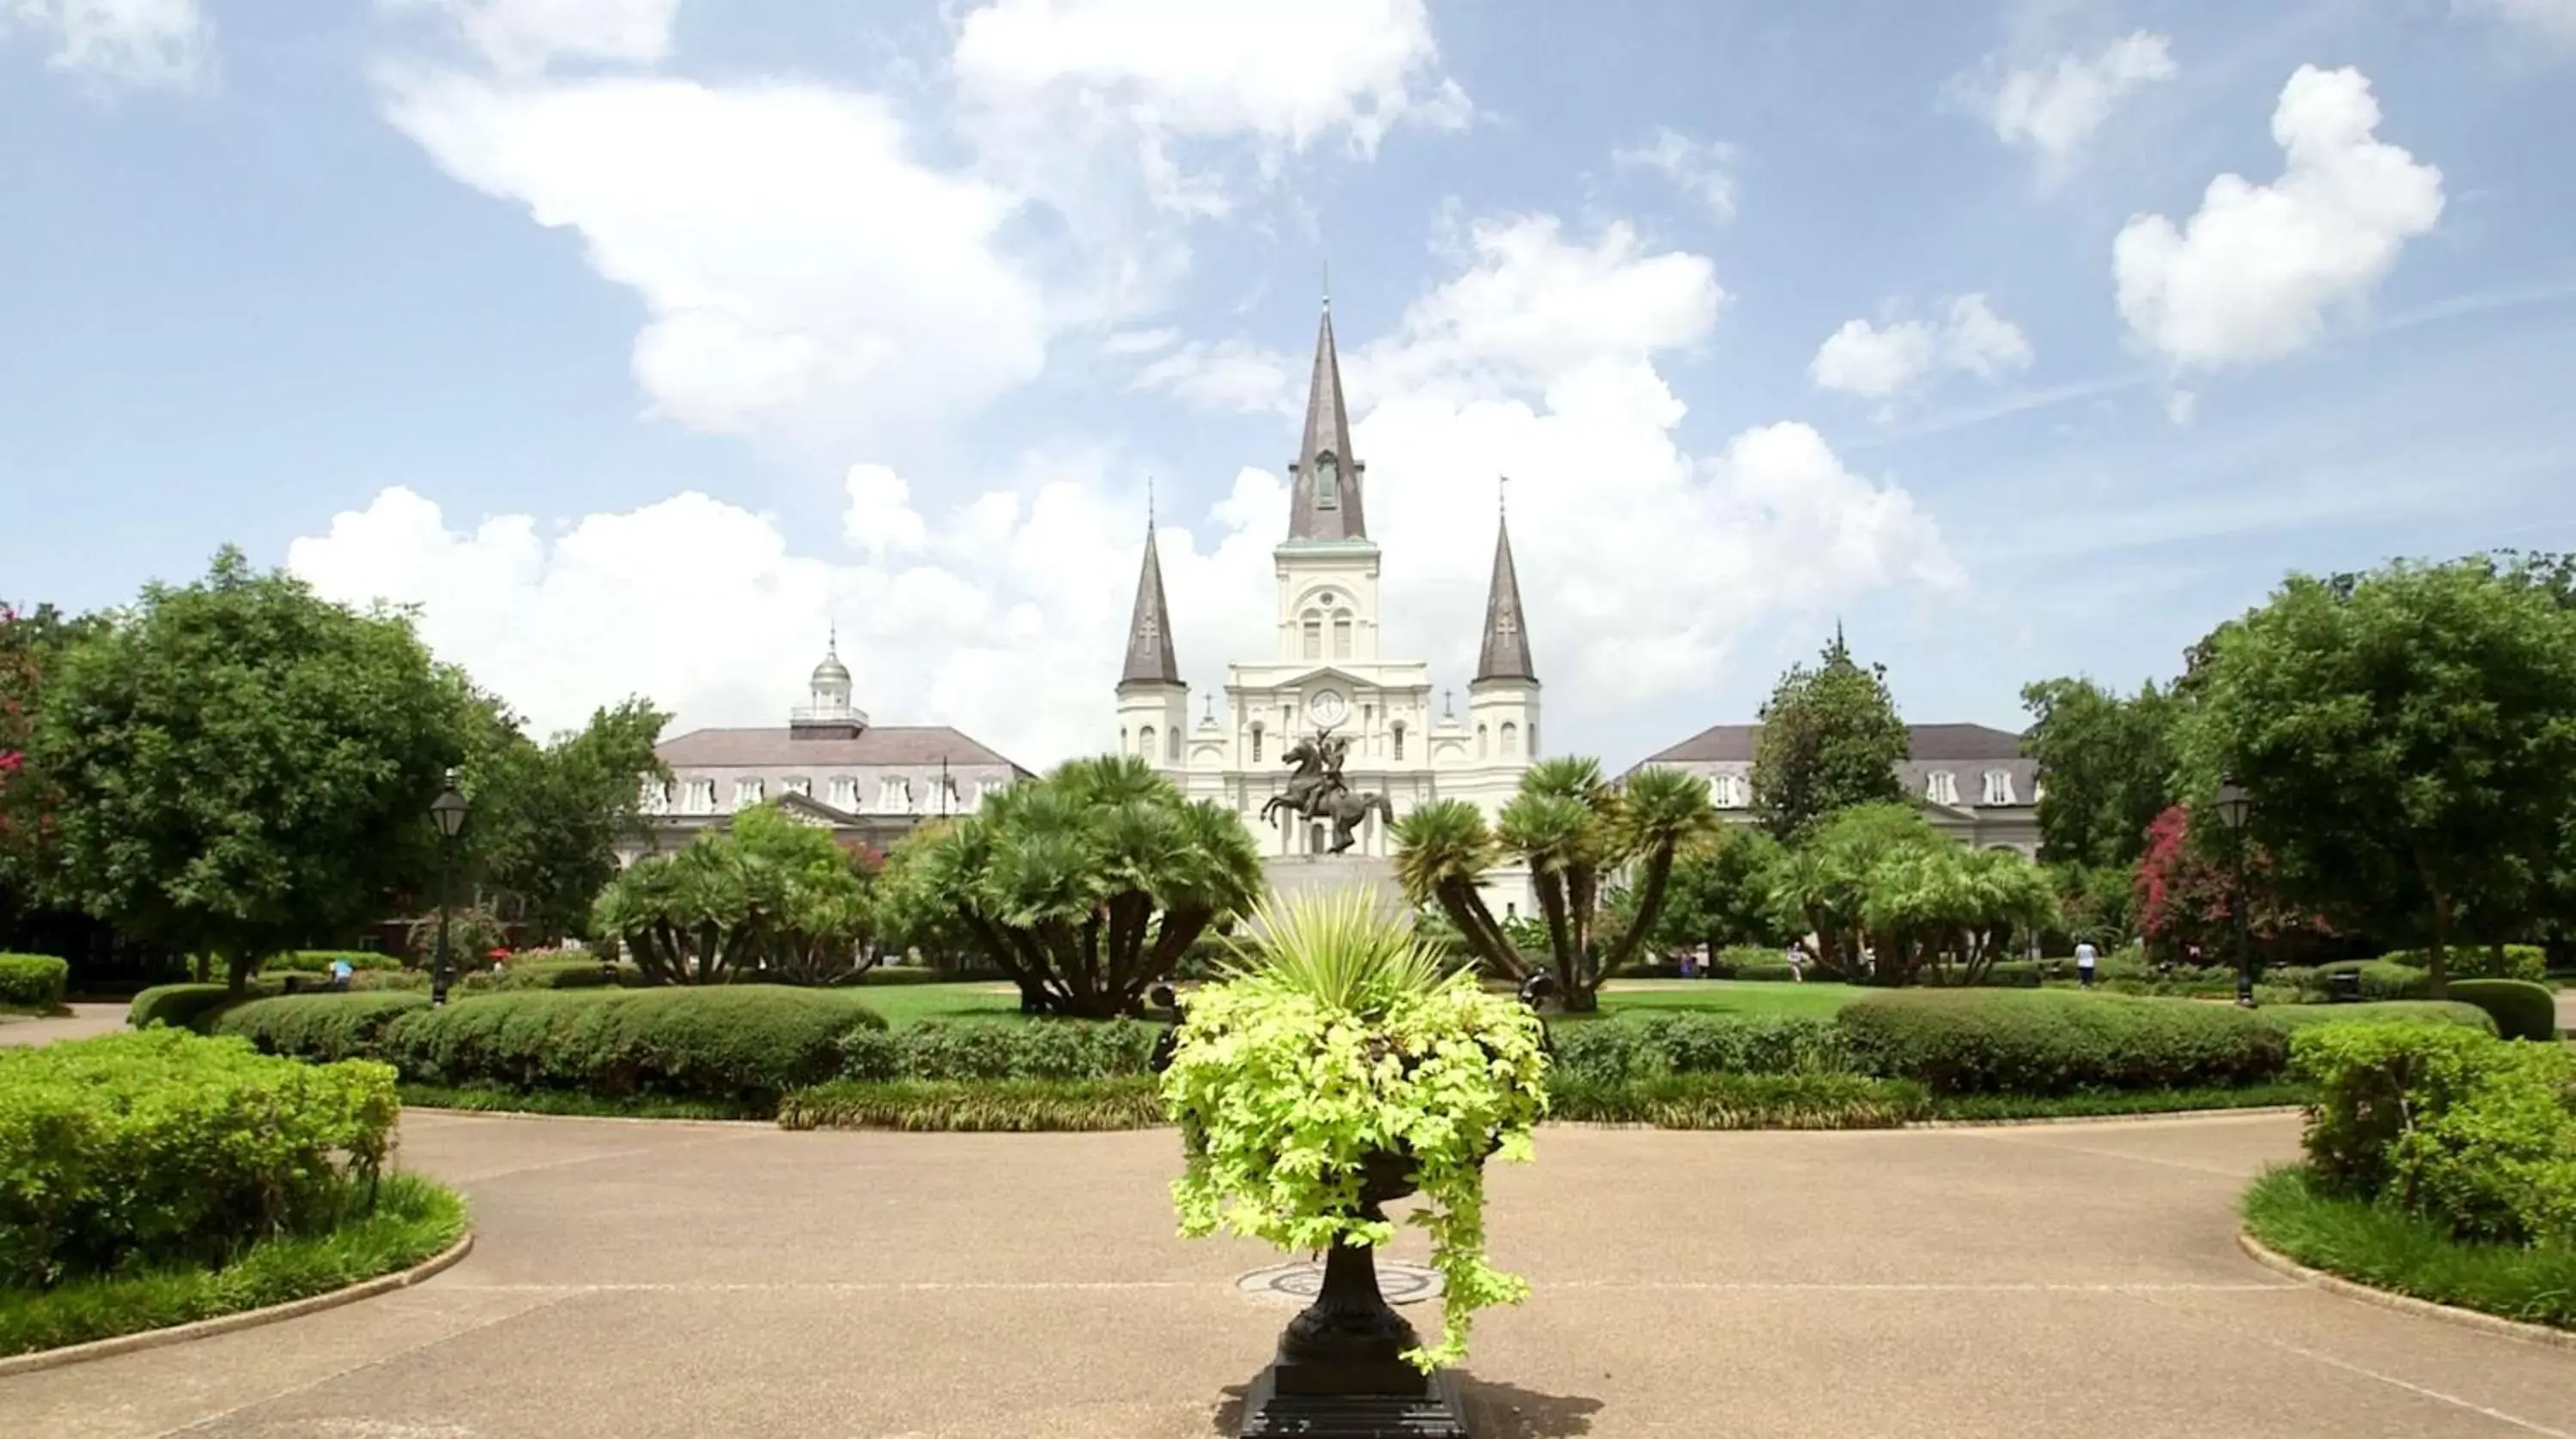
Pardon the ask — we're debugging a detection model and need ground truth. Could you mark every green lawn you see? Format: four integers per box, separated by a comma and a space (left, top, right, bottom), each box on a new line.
850, 982, 1025, 1027
1588, 978, 1865, 1021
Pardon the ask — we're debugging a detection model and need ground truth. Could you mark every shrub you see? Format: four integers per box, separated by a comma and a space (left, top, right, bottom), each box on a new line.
833, 1018, 1163, 1082
211, 993, 431, 1063
2445, 980, 2559, 1041
2310, 960, 2430, 1001
0, 954, 69, 1011
1836, 989, 2290, 1095
2293, 1023, 2576, 1246
2264, 1000, 2494, 1034
380, 987, 888, 1102
2377, 945, 2548, 983
780, 1077, 1168, 1131
2241, 1166, 2576, 1333
255, 950, 403, 975
453, 957, 629, 995
126, 981, 283, 1032
1546, 1013, 1850, 1087
0, 1029, 398, 1289
1728, 962, 1801, 982
1543, 1072, 1929, 1128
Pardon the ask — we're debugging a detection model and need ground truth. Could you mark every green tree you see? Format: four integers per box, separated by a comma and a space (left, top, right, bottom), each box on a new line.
32, 549, 471, 992
1393, 760, 1716, 1011
873, 755, 1261, 1017
2019, 676, 2179, 869
590, 801, 880, 985
2178, 557, 2576, 994
1643, 825, 1788, 958
462, 696, 671, 944
1765, 802, 1946, 983
1750, 629, 1908, 841
1862, 844, 2058, 987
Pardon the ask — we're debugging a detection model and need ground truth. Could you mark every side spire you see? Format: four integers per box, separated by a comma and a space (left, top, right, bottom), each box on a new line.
1474, 483, 1536, 683
1119, 513, 1181, 688
1286, 295, 1366, 542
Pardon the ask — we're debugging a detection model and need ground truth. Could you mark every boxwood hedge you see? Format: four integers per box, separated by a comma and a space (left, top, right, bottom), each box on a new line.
379, 987, 888, 1102
2445, 979, 2561, 1041
212, 993, 433, 1063
1546, 1012, 1850, 1086
127, 981, 281, 1032
0, 953, 68, 1011
833, 1017, 1163, 1082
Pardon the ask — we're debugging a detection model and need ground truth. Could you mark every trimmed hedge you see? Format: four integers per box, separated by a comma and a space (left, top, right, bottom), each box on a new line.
0, 953, 69, 1011
0, 1029, 398, 1289
255, 950, 403, 975
380, 987, 888, 1102
454, 957, 630, 994
2309, 960, 2430, 1001
212, 993, 432, 1063
127, 981, 281, 1032
2378, 944, 2548, 983
2446, 979, 2561, 1041
2263, 1000, 2495, 1033
834, 1017, 1163, 1082
1546, 1013, 1850, 1086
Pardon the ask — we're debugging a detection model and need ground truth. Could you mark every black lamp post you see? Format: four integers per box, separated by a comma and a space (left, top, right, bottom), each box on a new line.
428, 771, 469, 1008
2211, 775, 2256, 1008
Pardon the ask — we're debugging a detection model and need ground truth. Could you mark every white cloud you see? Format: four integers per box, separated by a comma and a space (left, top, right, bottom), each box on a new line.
1810, 294, 2032, 399
2458, 0, 2576, 51
1612, 127, 1737, 222
395, 0, 680, 76
379, 69, 1050, 450
289, 212, 1955, 764
3, 0, 214, 91
1970, 31, 2176, 171
2114, 65, 2444, 370
1099, 327, 1180, 357
2165, 389, 2197, 426
1130, 338, 1300, 414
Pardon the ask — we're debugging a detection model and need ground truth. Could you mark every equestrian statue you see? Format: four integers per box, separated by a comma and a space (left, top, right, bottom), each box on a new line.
1258, 726, 1394, 855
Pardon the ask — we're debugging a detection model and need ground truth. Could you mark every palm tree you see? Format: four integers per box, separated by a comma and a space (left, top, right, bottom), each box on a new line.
1394, 757, 1716, 1011
878, 754, 1262, 1017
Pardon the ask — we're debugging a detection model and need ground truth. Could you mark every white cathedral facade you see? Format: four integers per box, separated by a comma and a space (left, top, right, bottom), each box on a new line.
1114, 301, 1540, 917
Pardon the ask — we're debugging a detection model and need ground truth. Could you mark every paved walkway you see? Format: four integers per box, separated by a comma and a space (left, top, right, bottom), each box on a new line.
5, 1112, 2569, 1438
0, 1004, 128, 1047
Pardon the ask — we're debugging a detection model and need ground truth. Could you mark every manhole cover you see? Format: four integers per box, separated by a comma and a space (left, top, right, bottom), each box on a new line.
1236, 1259, 1443, 1307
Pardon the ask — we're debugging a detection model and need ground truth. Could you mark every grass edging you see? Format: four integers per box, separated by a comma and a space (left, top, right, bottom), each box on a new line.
2238, 1167, 2576, 1346
0, 1183, 473, 1375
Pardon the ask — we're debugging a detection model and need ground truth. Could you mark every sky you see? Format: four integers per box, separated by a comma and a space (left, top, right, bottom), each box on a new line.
4, 0, 2573, 773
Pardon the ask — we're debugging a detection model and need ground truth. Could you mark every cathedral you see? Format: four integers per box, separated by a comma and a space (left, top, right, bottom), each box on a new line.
1114, 300, 1540, 917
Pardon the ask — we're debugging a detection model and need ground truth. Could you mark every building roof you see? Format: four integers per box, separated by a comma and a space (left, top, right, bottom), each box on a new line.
1119, 521, 1182, 688
1473, 511, 1537, 683
657, 725, 1028, 773
1285, 301, 1367, 542
1643, 721, 2029, 765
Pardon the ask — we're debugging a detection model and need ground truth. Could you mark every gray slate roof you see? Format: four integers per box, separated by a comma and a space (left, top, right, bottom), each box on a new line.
1285, 302, 1367, 542
657, 726, 1027, 773
1645, 721, 2029, 765
1473, 513, 1537, 683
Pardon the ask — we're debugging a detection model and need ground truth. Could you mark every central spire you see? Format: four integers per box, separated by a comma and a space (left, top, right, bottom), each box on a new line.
1286, 297, 1366, 542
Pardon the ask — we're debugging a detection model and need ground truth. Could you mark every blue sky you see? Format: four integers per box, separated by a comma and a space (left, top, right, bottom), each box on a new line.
3, 0, 2572, 770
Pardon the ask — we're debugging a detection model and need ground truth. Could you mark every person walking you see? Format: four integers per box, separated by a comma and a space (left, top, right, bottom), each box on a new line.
1785, 939, 1807, 984
328, 956, 354, 992
2075, 939, 2099, 990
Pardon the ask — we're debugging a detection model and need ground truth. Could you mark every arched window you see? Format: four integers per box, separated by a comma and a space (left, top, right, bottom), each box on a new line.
1476, 722, 1489, 758
1500, 720, 1519, 756
1249, 724, 1264, 764
1119, 727, 1127, 755
1138, 725, 1157, 761
1332, 610, 1352, 659
1390, 721, 1406, 762
1167, 726, 1182, 763
1301, 611, 1322, 660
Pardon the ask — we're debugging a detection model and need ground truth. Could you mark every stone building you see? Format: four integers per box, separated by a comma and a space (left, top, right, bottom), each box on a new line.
623, 637, 1032, 864
1113, 299, 1540, 916
1633, 722, 2040, 855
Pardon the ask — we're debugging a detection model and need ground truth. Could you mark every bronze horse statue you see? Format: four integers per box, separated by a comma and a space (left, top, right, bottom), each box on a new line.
1260, 729, 1392, 853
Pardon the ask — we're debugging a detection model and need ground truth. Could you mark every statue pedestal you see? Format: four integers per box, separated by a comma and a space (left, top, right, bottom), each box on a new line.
1261, 855, 1406, 914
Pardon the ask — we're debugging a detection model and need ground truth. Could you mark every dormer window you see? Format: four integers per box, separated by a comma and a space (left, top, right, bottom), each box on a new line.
1926, 771, 1959, 806
877, 778, 909, 813
1982, 770, 2016, 806
829, 776, 858, 810
734, 778, 764, 810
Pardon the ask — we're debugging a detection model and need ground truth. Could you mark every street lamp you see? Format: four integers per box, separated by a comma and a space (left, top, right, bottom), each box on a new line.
2210, 775, 2255, 1008
429, 771, 469, 1008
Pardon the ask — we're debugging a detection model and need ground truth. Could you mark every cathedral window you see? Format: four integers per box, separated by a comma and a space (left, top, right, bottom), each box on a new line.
1391, 721, 1406, 762
1500, 721, 1519, 756
1301, 611, 1321, 659
1476, 723, 1489, 758
1139, 725, 1157, 761
1250, 725, 1263, 764
1167, 727, 1181, 763
1332, 614, 1352, 659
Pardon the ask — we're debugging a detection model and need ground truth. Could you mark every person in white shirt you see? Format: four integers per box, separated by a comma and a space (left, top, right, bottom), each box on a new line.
2075, 940, 2099, 989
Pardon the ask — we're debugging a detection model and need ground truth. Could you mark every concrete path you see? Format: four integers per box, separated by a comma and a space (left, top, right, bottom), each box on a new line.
0, 1003, 128, 1047
5, 1112, 2569, 1439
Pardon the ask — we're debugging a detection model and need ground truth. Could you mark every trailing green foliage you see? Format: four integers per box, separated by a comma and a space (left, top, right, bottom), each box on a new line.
1163, 893, 1549, 1370
834, 1017, 1163, 1081
0, 953, 68, 1011
0, 1029, 398, 1290
2445, 979, 2561, 1041
1543, 1072, 1927, 1128
2378, 945, 2549, 982
126, 981, 281, 1032
211, 993, 432, 1063
2242, 1165, 2575, 1331
1544, 1012, 1850, 1086
780, 1077, 1169, 1132
0, 1173, 465, 1358
2291, 1023, 2576, 1247
379, 987, 885, 1102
